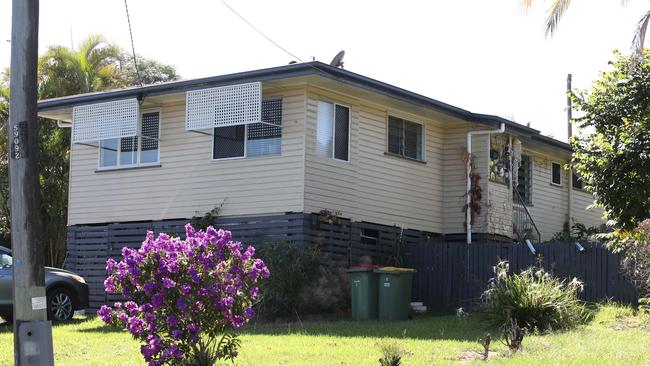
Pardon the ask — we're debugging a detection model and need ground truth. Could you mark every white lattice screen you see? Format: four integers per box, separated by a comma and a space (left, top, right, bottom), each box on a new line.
72, 99, 139, 143
185, 82, 261, 130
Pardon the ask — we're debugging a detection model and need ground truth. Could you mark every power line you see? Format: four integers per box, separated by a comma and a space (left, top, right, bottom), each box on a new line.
123, 0, 143, 86
219, 0, 305, 63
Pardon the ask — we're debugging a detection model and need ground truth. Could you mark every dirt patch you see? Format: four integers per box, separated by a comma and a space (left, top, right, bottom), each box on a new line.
611, 317, 650, 332
457, 349, 498, 363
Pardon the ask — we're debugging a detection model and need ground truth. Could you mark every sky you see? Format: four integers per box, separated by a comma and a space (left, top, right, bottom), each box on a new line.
0, 0, 647, 141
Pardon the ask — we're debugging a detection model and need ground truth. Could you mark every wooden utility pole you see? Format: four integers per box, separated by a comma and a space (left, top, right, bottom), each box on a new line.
9, 0, 54, 364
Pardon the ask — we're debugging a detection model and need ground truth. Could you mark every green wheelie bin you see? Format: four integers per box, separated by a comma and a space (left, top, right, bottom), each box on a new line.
347, 267, 378, 320
375, 267, 416, 321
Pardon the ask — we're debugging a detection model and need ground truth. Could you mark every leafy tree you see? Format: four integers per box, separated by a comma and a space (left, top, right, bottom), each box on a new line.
0, 35, 179, 265
119, 54, 179, 86
522, 1, 649, 57
571, 51, 650, 231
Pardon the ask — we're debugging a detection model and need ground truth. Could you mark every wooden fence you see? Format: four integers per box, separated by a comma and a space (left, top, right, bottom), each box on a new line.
66, 213, 637, 311
404, 241, 638, 312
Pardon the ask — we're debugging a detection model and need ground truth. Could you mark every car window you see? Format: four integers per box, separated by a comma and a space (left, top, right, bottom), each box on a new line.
0, 253, 12, 268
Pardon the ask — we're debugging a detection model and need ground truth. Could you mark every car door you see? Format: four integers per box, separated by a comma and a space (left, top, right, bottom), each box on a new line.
0, 251, 13, 306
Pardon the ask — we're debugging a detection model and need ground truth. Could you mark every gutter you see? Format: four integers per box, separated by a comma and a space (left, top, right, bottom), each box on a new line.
466, 123, 506, 244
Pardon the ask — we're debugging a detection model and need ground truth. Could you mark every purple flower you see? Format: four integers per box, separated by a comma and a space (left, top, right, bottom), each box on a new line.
104, 277, 116, 293
106, 258, 116, 272
151, 293, 165, 308
100, 224, 269, 365
127, 317, 144, 336
97, 306, 113, 323
219, 296, 234, 309
166, 315, 179, 328
124, 301, 139, 316
181, 283, 192, 296
232, 315, 246, 328
187, 323, 200, 334
177, 298, 187, 311
161, 277, 176, 289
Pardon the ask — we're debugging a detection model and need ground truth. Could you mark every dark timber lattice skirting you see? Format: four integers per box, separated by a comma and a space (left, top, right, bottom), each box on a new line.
66, 212, 431, 309
66, 212, 637, 311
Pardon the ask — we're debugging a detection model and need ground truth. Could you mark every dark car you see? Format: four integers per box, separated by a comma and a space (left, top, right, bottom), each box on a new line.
0, 246, 89, 323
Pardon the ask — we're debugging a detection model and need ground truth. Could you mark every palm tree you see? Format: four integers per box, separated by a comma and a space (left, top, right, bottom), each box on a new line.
38, 34, 123, 99
523, 0, 650, 57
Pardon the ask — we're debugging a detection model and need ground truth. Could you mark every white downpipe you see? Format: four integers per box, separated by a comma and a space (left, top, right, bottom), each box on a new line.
466, 123, 506, 244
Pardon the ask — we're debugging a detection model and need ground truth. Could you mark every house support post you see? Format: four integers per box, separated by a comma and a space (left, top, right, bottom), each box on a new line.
466, 123, 505, 244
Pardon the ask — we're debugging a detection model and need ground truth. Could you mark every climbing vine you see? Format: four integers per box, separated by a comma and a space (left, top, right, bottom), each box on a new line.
461, 148, 482, 228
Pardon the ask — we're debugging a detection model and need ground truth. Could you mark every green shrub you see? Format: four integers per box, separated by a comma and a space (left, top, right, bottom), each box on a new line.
255, 241, 349, 319
639, 298, 650, 315
482, 261, 591, 332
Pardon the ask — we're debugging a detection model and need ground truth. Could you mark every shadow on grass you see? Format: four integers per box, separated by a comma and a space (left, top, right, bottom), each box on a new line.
0, 315, 97, 334
75, 313, 495, 341
240, 313, 496, 342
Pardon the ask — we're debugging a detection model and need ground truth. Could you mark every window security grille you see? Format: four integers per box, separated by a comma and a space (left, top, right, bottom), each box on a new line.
186, 82, 262, 131
213, 99, 282, 160
334, 105, 350, 161
517, 155, 532, 204
72, 99, 139, 143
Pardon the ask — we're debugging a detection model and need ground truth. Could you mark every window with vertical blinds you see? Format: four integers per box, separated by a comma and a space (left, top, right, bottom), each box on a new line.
316, 101, 350, 161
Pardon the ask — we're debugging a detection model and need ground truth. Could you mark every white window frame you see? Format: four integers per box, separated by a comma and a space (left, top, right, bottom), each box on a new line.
316, 100, 351, 163
96, 108, 162, 170
551, 161, 562, 186
385, 113, 426, 161
211, 99, 282, 161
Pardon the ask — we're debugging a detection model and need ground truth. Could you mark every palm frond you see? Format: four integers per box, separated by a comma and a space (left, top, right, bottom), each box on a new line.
545, 0, 573, 37
631, 10, 650, 59
521, 0, 535, 12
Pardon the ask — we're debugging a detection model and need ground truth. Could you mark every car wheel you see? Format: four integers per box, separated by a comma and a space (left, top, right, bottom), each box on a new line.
47, 288, 74, 322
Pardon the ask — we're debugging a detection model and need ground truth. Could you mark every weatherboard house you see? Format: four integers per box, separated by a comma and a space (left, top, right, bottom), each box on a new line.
37, 62, 603, 307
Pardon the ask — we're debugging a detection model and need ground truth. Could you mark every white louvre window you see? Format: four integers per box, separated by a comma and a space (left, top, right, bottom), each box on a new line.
316, 101, 350, 161
186, 82, 262, 131
388, 116, 423, 161
98, 111, 161, 169
213, 99, 282, 160
73, 99, 139, 143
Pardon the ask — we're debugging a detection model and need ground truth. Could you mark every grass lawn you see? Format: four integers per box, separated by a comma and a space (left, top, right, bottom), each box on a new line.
0, 304, 648, 365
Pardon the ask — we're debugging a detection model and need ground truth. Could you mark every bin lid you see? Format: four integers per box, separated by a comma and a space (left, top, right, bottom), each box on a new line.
374, 266, 417, 274
346, 264, 377, 273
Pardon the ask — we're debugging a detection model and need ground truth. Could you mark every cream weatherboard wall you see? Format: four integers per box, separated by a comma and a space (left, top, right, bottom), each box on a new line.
522, 146, 604, 241
66, 88, 307, 225
303, 86, 447, 234
441, 123, 490, 236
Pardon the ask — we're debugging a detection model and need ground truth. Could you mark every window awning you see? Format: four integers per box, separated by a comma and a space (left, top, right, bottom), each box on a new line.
72, 99, 140, 143
185, 82, 261, 131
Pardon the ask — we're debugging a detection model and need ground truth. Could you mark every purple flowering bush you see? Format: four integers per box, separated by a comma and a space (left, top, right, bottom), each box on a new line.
97, 224, 269, 366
